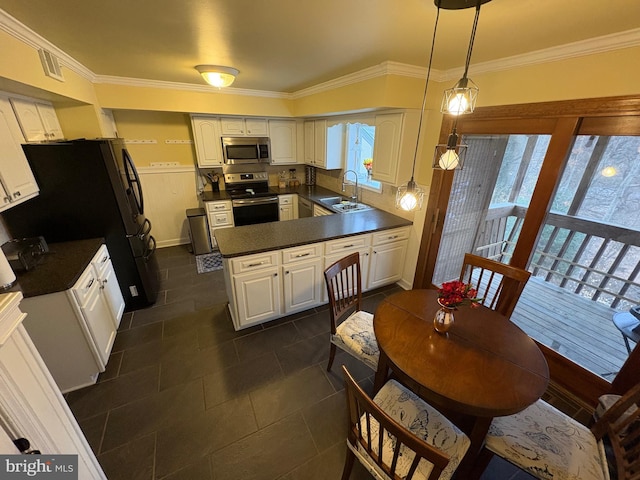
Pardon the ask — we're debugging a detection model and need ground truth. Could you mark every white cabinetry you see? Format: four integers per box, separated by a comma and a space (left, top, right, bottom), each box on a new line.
367, 227, 410, 290
305, 120, 344, 169
281, 244, 323, 314
372, 112, 404, 184
220, 117, 268, 136
10, 98, 63, 142
205, 200, 234, 249
278, 194, 298, 221
228, 252, 281, 329
0, 96, 39, 211
0, 292, 106, 478
324, 235, 372, 297
91, 244, 125, 326
19, 246, 120, 392
191, 115, 223, 167
269, 119, 298, 164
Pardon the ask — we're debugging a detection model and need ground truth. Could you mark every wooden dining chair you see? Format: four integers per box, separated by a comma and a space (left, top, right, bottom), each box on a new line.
324, 252, 379, 371
459, 253, 531, 318
341, 366, 470, 480
480, 381, 640, 480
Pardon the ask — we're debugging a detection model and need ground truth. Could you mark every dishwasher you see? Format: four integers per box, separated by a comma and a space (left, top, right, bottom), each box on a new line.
298, 197, 313, 218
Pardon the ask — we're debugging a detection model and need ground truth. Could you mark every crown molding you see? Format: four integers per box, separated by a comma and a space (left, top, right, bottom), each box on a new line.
440, 27, 640, 81
93, 75, 292, 99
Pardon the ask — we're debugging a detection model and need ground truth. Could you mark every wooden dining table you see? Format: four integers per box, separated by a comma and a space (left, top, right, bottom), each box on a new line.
373, 289, 549, 478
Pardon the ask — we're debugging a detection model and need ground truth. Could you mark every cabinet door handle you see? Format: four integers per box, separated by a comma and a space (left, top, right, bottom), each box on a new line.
273, 273, 278, 277
285, 270, 289, 274
13, 191, 21, 198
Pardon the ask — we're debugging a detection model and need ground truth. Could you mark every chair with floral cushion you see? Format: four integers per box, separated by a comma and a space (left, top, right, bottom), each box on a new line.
341, 366, 470, 480
459, 253, 531, 318
324, 252, 379, 372
481, 380, 640, 480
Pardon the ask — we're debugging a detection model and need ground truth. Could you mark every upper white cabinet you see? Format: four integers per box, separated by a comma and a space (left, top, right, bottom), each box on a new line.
191, 115, 223, 167
10, 97, 64, 142
220, 117, 268, 136
372, 112, 404, 185
0, 96, 39, 211
305, 119, 344, 169
269, 119, 298, 165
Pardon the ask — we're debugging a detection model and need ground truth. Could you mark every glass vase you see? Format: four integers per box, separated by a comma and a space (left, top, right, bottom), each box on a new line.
433, 300, 455, 333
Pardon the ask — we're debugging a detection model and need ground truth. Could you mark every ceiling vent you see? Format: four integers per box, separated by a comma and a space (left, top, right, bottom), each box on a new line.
38, 49, 64, 82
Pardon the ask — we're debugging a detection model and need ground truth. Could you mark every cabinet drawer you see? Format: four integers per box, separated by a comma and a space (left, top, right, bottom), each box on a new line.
210, 211, 233, 227
278, 195, 294, 205
372, 227, 410, 246
231, 252, 280, 274
206, 201, 232, 213
281, 243, 323, 264
325, 235, 371, 255
91, 244, 110, 277
72, 265, 98, 308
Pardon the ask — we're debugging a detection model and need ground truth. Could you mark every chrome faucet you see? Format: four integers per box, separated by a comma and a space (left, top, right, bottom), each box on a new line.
341, 169, 359, 204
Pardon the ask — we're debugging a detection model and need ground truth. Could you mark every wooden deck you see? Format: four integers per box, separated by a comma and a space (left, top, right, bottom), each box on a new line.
512, 276, 630, 381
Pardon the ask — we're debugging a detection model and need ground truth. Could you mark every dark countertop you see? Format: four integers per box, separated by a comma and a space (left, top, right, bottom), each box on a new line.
7, 238, 104, 298
201, 185, 348, 204
215, 209, 412, 258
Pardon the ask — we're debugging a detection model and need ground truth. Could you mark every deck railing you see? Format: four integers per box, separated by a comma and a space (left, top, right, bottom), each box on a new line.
475, 204, 640, 310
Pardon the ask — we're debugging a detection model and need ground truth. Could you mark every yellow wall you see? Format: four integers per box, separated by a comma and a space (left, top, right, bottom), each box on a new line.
112, 111, 196, 167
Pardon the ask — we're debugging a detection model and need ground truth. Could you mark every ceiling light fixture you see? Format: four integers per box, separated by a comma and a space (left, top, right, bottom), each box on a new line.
195, 65, 239, 88
434, 0, 491, 171
395, 2, 443, 212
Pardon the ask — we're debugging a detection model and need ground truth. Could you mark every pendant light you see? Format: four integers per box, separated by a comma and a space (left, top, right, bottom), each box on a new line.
195, 65, 239, 88
395, 3, 442, 212
434, 0, 491, 170
440, 0, 489, 116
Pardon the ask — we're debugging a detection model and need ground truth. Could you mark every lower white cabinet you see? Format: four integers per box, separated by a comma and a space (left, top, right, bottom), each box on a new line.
92, 244, 125, 327
367, 227, 410, 290
282, 244, 323, 314
224, 227, 410, 330
278, 194, 298, 221
0, 292, 106, 478
206, 200, 234, 248
19, 246, 119, 392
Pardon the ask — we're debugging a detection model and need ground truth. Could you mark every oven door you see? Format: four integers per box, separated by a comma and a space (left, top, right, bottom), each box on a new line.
232, 197, 279, 226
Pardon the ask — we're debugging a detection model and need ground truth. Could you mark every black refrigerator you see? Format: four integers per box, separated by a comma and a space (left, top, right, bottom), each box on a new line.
2, 138, 159, 311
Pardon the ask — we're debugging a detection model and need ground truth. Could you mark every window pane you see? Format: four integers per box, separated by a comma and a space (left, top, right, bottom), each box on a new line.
345, 122, 381, 191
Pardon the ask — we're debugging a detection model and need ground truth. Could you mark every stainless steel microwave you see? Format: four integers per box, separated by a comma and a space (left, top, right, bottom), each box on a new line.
221, 137, 271, 164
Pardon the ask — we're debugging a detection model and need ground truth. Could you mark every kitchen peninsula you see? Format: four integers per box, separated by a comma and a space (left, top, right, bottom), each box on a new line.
215, 207, 412, 330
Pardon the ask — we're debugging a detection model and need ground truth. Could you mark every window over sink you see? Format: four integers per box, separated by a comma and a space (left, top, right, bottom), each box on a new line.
345, 121, 382, 193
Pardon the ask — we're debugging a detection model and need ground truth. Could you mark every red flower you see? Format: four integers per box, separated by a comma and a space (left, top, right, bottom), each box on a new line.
437, 280, 483, 309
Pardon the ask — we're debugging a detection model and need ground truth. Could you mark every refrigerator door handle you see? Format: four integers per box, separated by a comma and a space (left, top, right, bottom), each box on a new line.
144, 235, 156, 261
123, 149, 144, 215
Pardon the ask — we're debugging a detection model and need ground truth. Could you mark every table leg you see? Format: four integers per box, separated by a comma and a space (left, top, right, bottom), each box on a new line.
453, 416, 493, 479
373, 350, 390, 394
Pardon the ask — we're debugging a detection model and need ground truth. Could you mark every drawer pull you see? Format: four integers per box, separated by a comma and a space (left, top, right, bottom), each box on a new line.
388, 235, 399, 240
85, 278, 95, 289
295, 252, 311, 258
343, 244, 355, 248
100, 255, 109, 264
247, 261, 265, 267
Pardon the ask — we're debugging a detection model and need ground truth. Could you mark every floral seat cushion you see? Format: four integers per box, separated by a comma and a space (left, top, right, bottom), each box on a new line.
331, 310, 379, 370
486, 399, 610, 480
351, 379, 470, 480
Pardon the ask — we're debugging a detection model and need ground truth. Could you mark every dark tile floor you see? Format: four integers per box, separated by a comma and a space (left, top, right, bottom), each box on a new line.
64, 244, 533, 480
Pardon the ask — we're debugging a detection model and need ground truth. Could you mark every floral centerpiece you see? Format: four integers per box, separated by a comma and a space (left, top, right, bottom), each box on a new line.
363, 158, 373, 176
437, 280, 482, 309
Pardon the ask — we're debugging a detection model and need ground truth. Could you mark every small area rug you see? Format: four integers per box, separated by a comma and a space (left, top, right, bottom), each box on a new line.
195, 252, 223, 274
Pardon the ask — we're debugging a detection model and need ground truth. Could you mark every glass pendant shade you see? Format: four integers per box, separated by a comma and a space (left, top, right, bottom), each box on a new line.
396, 179, 424, 211
441, 76, 478, 115
195, 65, 239, 88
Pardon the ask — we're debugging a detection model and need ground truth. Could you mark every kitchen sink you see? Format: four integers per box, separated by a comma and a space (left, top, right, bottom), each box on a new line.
318, 196, 373, 214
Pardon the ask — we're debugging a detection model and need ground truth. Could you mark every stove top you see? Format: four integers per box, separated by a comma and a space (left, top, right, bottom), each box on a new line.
224, 171, 276, 199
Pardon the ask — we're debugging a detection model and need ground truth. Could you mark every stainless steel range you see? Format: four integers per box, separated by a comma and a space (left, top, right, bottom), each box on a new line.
224, 171, 280, 226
